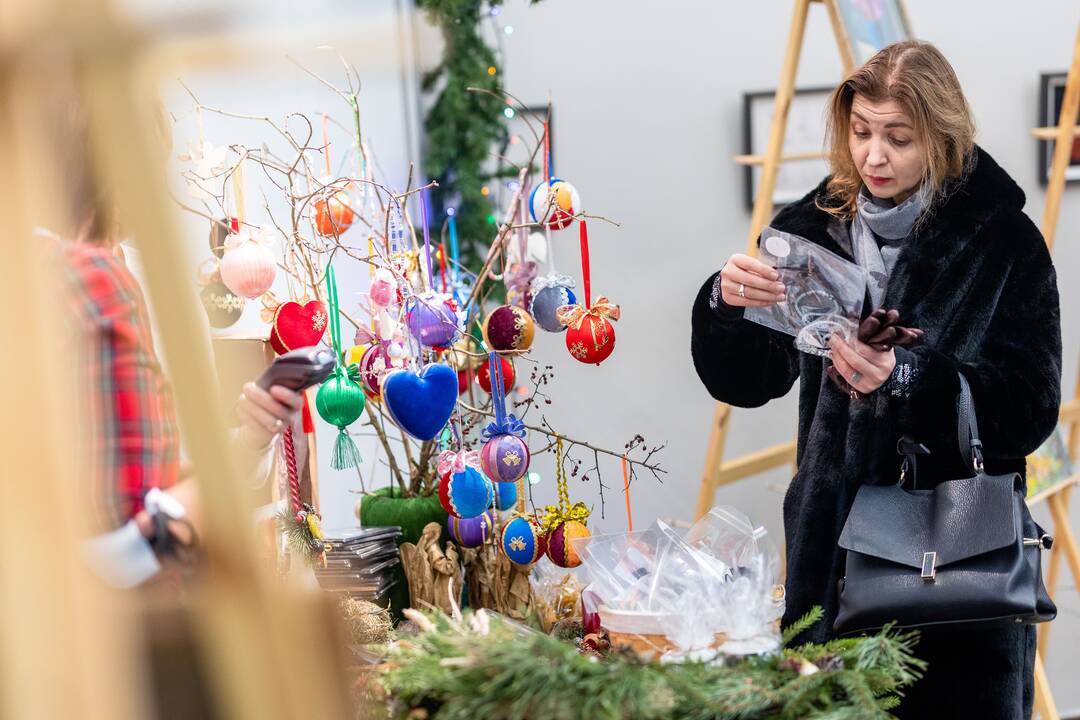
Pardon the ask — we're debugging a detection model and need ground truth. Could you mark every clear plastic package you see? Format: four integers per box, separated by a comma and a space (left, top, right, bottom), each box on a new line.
744, 226, 867, 357
571, 506, 784, 661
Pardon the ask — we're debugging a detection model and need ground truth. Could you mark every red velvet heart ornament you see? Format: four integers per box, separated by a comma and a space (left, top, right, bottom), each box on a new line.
270, 300, 329, 355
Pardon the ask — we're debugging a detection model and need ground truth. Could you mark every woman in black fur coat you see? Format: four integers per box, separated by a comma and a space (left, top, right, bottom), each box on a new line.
691, 41, 1061, 719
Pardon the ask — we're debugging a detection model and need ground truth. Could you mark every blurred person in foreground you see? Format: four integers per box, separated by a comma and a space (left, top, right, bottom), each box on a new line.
53, 94, 301, 588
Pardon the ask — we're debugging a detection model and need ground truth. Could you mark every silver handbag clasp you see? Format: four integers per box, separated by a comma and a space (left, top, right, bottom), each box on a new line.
921, 551, 937, 582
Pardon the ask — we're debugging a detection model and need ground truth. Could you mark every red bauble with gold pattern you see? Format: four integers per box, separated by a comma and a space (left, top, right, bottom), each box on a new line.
565, 314, 615, 365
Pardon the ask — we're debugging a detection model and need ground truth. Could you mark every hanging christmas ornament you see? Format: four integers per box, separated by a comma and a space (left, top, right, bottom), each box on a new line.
482, 305, 535, 352
219, 226, 277, 299
277, 426, 330, 565
405, 291, 460, 348
541, 437, 591, 568
546, 518, 590, 569
530, 274, 576, 333
529, 178, 580, 231
270, 299, 329, 355
495, 479, 518, 511
382, 363, 458, 441
369, 267, 398, 309
437, 449, 494, 519
315, 264, 365, 470
457, 368, 475, 396
557, 220, 620, 365
312, 186, 356, 237
448, 508, 497, 548
312, 119, 356, 237
477, 355, 515, 395
357, 341, 401, 398
200, 282, 244, 328
479, 352, 530, 485
501, 513, 546, 566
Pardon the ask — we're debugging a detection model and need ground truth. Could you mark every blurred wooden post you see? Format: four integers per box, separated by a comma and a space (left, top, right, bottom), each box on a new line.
0, 10, 146, 718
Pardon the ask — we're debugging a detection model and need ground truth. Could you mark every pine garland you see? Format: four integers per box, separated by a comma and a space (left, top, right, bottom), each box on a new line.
379, 609, 926, 719
417, 0, 543, 271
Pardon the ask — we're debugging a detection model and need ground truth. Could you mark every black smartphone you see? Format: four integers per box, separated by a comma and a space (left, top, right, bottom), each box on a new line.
256, 346, 336, 392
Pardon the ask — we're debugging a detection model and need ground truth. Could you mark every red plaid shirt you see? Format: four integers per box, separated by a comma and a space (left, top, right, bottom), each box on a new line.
65, 243, 181, 530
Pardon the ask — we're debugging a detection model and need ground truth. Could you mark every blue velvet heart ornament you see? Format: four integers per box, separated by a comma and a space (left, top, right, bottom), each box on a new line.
382, 363, 458, 441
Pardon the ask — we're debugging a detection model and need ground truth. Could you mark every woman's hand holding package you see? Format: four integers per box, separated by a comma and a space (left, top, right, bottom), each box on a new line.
719, 253, 786, 308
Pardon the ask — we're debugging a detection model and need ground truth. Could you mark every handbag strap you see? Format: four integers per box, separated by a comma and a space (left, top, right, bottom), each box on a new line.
897, 370, 984, 485
956, 372, 984, 473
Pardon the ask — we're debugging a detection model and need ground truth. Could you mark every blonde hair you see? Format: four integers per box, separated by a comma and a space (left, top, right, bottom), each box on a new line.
818, 40, 976, 219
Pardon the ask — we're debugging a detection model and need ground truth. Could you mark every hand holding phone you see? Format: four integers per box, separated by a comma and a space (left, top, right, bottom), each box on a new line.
256, 346, 336, 392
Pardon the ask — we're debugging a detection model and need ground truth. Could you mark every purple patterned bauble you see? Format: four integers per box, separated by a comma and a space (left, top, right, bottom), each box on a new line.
448, 508, 497, 548
480, 434, 530, 484
359, 342, 395, 397
406, 291, 460, 348
482, 305, 535, 352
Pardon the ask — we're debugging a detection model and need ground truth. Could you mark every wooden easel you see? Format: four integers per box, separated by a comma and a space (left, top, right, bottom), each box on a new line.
697, 0, 859, 522
1029, 19, 1080, 720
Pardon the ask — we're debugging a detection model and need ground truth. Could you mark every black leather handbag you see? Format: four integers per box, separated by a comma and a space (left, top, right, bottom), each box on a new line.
834, 372, 1057, 635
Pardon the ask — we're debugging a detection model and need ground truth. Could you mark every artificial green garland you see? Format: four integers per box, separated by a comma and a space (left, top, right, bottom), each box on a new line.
380, 607, 926, 720
418, 0, 542, 272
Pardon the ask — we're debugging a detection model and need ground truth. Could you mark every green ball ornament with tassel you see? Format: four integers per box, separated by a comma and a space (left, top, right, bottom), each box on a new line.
316, 261, 366, 470
316, 372, 365, 470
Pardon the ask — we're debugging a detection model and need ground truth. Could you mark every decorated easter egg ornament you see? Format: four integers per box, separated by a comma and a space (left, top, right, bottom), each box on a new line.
482, 304, 535, 352
478, 352, 530, 484
448, 508, 497, 548
541, 436, 591, 568
501, 513, 547, 566
437, 449, 494, 519
529, 274, 576, 333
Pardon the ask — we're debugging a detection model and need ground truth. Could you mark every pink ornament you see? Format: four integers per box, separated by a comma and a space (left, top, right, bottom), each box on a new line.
370, 268, 398, 308
220, 230, 276, 299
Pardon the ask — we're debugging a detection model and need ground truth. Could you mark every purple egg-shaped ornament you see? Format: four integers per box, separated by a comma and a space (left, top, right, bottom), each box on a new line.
406, 291, 460, 348
448, 508, 497, 548
480, 434, 530, 484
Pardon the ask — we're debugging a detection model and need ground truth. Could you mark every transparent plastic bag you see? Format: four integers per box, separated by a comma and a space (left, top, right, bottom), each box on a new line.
744, 226, 868, 357
570, 507, 783, 660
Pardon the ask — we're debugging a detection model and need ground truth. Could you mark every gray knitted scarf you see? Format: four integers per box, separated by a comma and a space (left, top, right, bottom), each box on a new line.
851, 184, 930, 307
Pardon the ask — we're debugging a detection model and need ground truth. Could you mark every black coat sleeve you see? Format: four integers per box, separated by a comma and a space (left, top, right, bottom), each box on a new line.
893, 213, 1062, 467
691, 271, 801, 408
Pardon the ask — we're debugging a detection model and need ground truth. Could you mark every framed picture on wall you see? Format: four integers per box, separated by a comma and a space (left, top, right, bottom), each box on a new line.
1037, 72, 1080, 185
742, 86, 832, 210
831, 0, 913, 68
